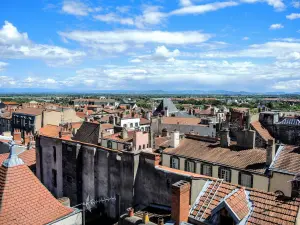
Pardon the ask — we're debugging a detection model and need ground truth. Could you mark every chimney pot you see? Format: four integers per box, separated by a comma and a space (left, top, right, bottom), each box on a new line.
127, 207, 134, 217
170, 130, 180, 148
266, 138, 275, 167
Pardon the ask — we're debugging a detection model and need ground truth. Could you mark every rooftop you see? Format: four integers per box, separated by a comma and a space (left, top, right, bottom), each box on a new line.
190, 179, 300, 225
163, 136, 267, 174
161, 117, 205, 126
270, 145, 300, 175
0, 162, 73, 224
250, 121, 274, 141
0, 149, 36, 167
73, 122, 100, 145
14, 108, 44, 116
277, 118, 300, 126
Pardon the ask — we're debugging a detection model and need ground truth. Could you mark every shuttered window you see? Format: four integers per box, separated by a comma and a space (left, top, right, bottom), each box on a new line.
218, 167, 231, 182
170, 156, 179, 169
185, 160, 196, 173
201, 164, 212, 177
239, 172, 253, 188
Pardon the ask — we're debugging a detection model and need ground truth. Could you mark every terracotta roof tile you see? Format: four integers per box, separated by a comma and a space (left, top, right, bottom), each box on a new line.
14, 108, 44, 116
161, 117, 204, 126
190, 180, 300, 225
251, 121, 274, 141
0, 164, 73, 224
271, 145, 300, 174
140, 118, 150, 125
164, 137, 267, 173
0, 149, 36, 167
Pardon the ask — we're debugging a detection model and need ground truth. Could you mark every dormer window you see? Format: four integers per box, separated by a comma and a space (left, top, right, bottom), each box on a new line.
239, 172, 253, 188
185, 160, 195, 173
218, 167, 231, 182
170, 156, 179, 169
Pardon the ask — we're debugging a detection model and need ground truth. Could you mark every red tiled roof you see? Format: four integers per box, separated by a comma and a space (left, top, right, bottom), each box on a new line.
164, 137, 267, 174
105, 131, 134, 143
76, 112, 87, 118
231, 108, 249, 113
0, 164, 73, 224
14, 108, 44, 116
162, 117, 204, 126
3, 101, 18, 105
101, 123, 114, 130
225, 188, 250, 220
155, 136, 170, 148
271, 145, 300, 174
140, 118, 150, 125
0, 149, 36, 167
100, 115, 110, 122
191, 180, 300, 225
39, 125, 61, 137
250, 121, 274, 141
71, 122, 83, 129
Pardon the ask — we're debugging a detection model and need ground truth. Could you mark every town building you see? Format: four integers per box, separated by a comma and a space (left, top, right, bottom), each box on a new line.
72, 98, 119, 108
151, 117, 218, 138
153, 98, 193, 118
0, 140, 82, 224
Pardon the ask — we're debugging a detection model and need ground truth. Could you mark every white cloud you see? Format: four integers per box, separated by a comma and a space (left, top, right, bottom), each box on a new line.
242, 37, 249, 40
170, 1, 239, 15
62, 1, 100, 16
272, 80, 300, 90
269, 23, 284, 30
130, 58, 142, 63
292, 1, 300, 8
0, 21, 85, 66
94, 13, 134, 25
59, 30, 211, 47
134, 6, 167, 28
179, 0, 193, 7
116, 6, 131, 13
0, 61, 8, 71
287, 13, 300, 20
241, 0, 285, 11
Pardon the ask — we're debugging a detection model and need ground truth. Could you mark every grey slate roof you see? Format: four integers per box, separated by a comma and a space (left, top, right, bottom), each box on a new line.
153, 98, 178, 116
73, 122, 100, 145
277, 118, 300, 126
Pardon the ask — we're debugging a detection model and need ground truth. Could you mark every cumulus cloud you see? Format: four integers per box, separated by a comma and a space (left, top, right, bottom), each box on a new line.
0, 21, 85, 66
241, 0, 285, 11
0, 61, 8, 71
62, 0, 100, 16
269, 23, 284, 30
242, 37, 250, 40
170, 1, 239, 15
292, 1, 300, 8
130, 46, 180, 62
94, 13, 134, 25
286, 13, 300, 20
59, 30, 211, 53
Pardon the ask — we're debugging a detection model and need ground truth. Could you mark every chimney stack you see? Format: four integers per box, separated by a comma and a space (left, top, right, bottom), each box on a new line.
143, 212, 149, 223
165, 107, 169, 117
236, 130, 256, 149
219, 129, 230, 148
121, 127, 128, 139
127, 207, 134, 217
266, 139, 275, 167
170, 130, 180, 148
171, 180, 190, 225
158, 218, 164, 225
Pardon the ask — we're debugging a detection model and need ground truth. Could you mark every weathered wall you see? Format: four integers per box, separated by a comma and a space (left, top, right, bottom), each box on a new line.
270, 172, 294, 197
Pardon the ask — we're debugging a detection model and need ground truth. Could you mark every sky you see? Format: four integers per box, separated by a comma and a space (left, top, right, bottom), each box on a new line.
0, 0, 300, 92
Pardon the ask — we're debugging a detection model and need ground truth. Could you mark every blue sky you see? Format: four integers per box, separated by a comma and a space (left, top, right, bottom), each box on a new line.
0, 0, 300, 92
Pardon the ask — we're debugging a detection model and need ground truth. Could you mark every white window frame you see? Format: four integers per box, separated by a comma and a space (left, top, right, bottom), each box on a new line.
171, 157, 179, 169
185, 160, 195, 173
219, 168, 231, 182
202, 164, 212, 176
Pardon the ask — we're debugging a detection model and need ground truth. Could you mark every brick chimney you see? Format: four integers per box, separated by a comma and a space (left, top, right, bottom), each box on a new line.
170, 130, 180, 148
219, 129, 230, 148
171, 180, 190, 225
266, 139, 275, 167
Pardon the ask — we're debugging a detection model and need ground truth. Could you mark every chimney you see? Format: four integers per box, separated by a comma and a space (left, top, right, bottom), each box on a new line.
133, 130, 142, 150
219, 129, 230, 148
266, 139, 275, 167
170, 130, 180, 148
146, 111, 151, 120
127, 207, 134, 217
143, 212, 149, 223
171, 180, 190, 225
236, 130, 256, 149
148, 127, 154, 148
165, 107, 169, 117
121, 128, 128, 139
162, 128, 169, 137
158, 218, 164, 225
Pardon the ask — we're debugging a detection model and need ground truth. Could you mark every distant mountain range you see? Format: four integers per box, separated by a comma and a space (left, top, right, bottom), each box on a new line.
0, 88, 296, 95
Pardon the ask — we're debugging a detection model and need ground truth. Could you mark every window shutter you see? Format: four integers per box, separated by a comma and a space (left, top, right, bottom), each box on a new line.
238, 172, 241, 185
201, 164, 204, 175
218, 167, 221, 179
170, 157, 173, 168
228, 169, 232, 182
185, 160, 187, 171
250, 174, 253, 188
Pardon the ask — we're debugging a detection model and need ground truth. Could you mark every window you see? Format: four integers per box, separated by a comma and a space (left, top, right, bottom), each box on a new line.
135, 122, 138, 127
218, 167, 231, 182
124, 124, 127, 128
53, 146, 56, 162
52, 169, 57, 188
185, 160, 196, 173
170, 156, 179, 169
130, 123, 133, 128
66, 175, 73, 183
239, 172, 253, 188
107, 140, 112, 149
143, 144, 145, 149
139, 145, 141, 150
201, 164, 212, 177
